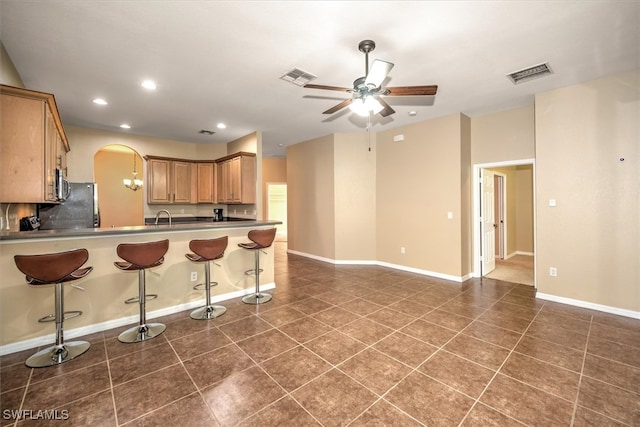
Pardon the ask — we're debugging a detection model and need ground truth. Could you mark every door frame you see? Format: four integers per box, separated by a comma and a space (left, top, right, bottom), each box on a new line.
493, 172, 507, 260
473, 158, 537, 287
266, 182, 287, 235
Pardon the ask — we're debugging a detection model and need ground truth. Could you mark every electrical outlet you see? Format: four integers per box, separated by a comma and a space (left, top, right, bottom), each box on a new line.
400, 247, 406, 254
190, 272, 197, 282
549, 267, 557, 277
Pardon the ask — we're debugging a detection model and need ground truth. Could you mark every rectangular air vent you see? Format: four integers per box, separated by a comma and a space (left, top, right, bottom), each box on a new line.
507, 62, 553, 84
280, 68, 317, 86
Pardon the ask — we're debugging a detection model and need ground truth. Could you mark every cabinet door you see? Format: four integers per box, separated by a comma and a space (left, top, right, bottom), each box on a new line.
44, 106, 58, 201
147, 158, 171, 203
0, 94, 46, 203
229, 156, 242, 202
216, 160, 230, 203
172, 161, 192, 203
197, 162, 215, 203
238, 155, 256, 203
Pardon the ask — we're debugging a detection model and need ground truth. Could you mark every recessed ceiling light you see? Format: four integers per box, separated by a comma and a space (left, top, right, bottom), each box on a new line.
216, 123, 226, 129
409, 111, 417, 116
278, 143, 285, 147
92, 98, 108, 105
141, 80, 157, 90
120, 124, 131, 129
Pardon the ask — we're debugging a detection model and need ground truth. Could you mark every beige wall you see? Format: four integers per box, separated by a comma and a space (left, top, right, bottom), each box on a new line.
334, 133, 377, 261
262, 157, 287, 221
471, 105, 535, 164
515, 166, 534, 253
460, 115, 472, 276
286, 134, 335, 259
377, 113, 467, 278
0, 42, 24, 87
535, 70, 639, 312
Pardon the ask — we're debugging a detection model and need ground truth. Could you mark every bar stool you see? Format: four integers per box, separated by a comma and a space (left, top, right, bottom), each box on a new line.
114, 239, 169, 343
14, 248, 93, 368
185, 236, 228, 320
238, 228, 277, 304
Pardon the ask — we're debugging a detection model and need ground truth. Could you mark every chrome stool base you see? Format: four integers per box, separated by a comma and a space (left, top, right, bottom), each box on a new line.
242, 292, 272, 305
191, 305, 227, 320
118, 322, 166, 343
26, 340, 90, 368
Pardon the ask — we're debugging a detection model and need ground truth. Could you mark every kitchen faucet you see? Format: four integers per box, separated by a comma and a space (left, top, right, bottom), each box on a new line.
154, 209, 172, 226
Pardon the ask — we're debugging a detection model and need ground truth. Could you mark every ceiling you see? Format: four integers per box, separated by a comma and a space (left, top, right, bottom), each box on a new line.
1, 1, 638, 157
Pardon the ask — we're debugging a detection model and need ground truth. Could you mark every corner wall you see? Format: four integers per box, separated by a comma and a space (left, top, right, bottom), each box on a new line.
376, 113, 466, 278
286, 134, 336, 259
535, 70, 639, 312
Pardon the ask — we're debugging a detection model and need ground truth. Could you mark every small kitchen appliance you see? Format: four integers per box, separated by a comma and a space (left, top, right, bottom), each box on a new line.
213, 208, 224, 221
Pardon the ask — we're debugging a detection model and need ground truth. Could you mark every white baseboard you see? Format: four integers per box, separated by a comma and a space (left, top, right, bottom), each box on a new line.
0, 283, 275, 356
505, 251, 534, 259
286, 249, 468, 282
536, 292, 640, 320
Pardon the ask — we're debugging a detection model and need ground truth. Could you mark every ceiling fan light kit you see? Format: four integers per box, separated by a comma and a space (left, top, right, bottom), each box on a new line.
304, 39, 438, 118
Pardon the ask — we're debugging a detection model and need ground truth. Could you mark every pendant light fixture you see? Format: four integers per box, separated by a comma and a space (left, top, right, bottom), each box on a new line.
123, 152, 143, 191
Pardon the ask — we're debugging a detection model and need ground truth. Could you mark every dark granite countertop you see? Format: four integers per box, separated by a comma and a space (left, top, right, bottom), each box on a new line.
0, 219, 281, 241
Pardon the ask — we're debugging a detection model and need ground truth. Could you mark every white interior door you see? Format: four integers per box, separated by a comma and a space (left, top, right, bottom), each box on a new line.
482, 169, 496, 274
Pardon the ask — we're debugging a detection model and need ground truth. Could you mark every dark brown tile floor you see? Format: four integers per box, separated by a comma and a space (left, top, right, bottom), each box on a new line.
2, 240, 639, 426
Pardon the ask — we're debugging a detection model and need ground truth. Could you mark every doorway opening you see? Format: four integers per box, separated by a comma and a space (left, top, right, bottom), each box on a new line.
94, 145, 144, 227
266, 183, 287, 240
473, 159, 536, 287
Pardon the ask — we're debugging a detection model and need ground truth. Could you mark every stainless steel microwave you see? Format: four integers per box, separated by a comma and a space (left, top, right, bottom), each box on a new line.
55, 168, 70, 202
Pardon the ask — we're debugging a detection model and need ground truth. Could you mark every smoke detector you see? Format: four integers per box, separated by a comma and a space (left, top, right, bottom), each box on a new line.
507, 63, 553, 84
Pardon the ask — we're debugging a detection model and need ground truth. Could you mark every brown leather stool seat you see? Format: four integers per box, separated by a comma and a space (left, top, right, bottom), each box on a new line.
185, 236, 228, 320
14, 248, 93, 368
114, 239, 169, 343
238, 228, 277, 304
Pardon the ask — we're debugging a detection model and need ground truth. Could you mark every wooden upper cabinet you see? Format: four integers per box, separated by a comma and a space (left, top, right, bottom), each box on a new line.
216, 152, 256, 204
0, 85, 70, 203
146, 157, 192, 204
145, 152, 254, 205
196, 162, 216, 203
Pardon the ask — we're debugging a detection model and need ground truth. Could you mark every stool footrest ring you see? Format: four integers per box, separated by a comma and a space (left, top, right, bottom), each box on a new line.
124, 294, 158, 304
38, 310, 83, 323
193, 282, 218, 291
244, 268, 264, 275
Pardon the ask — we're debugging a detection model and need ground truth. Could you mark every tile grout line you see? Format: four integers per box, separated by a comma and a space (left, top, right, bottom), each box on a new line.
456, 286, 540, 426
569, 314, 592, 427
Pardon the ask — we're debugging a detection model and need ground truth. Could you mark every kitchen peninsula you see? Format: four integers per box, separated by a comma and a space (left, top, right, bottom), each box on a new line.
0, 220, 280, 354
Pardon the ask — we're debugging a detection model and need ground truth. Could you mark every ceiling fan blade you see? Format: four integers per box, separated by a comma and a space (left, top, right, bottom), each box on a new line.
365, 59, 394, 88
304, 84, 352, 92
385, 85, 438, 96
377, 97, 395, 117
323, 98, 353, 114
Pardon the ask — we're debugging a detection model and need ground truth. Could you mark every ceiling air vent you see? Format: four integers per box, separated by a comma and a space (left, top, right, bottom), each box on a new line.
280, 68, 317, 86
198, 129, 215, 135
507, 62, 553, 84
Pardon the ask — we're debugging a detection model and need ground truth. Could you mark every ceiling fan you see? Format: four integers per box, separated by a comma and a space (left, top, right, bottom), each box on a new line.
304, 40, 438, 117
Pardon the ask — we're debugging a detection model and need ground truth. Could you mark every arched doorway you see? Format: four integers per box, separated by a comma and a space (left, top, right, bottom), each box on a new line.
94, 145, 144, 227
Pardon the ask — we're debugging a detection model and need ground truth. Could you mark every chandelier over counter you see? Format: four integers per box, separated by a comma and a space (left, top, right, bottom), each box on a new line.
123, 152, 143, 191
